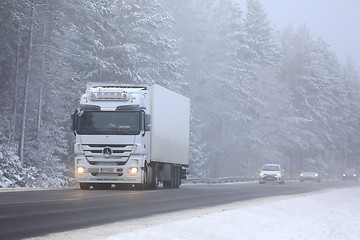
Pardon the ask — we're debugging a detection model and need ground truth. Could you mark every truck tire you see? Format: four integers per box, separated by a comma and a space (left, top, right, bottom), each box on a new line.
163, 166, 181, 189
163, 180, 172, 188
80, 183, 90, 190
149, 173, 159, 189
174, 166, 181, 188
135, 166, 149, 190
148, 164, 159, 190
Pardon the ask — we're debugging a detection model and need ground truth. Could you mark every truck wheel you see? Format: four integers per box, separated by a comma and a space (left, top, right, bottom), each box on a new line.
145, 164, 159, 190
80, 183, 90, 190
174, 166, 181, 188
163, 166, 181, 189
135, 167, 148, 190
163, 180, 172, 188
152, 174, 159, 189
148, 165, 159, 190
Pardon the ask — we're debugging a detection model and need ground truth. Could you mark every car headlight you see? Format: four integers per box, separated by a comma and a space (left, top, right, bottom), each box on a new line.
354, 174, 357, 177
300, 173, 304, 177
260, 172, 264, 176
128, 167, 138, 176
315, 173, 319, 177
343, 174, 346, 177
77, 166, 85, 174
276, 173, 281, 177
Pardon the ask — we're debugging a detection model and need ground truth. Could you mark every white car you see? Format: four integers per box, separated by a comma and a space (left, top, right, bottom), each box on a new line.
259, 164, 285, 184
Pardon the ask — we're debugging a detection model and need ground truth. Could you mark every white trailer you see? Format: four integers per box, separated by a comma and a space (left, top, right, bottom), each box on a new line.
71, 83, 190, 190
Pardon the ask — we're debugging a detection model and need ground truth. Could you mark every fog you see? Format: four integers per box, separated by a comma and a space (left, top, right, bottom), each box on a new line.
1, 0, 360, 187
161, 0, 360, 178
256, 0, 360, 73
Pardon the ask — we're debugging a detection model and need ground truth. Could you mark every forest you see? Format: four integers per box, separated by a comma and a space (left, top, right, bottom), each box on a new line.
0, 0, 359, 187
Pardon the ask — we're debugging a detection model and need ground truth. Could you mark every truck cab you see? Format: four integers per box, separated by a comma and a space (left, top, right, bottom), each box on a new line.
72, 83, 190, 190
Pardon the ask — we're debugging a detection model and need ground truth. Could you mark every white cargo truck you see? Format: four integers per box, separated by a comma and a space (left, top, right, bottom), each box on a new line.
71, 83, 190, 190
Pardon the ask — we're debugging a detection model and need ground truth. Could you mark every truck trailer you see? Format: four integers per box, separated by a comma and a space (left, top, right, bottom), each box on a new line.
71, 83, 190, 190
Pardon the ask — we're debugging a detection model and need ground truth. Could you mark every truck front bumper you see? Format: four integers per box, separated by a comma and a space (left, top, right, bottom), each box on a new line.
75, 157, 144, 184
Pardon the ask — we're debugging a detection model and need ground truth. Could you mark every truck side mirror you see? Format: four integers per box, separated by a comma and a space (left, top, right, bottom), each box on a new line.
71, 113, 75, 131
71, 110, 78, 134
144, 114, 151, 131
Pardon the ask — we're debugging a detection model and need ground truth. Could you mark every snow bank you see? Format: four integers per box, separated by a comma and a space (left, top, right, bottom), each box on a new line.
29, 187, 360, 240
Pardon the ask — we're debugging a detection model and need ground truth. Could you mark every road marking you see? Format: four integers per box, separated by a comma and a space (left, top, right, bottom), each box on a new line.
0, 190, 80, 200
0, 192, 140, 205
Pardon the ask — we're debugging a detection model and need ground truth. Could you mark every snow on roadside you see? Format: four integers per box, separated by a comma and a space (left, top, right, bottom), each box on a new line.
29, 187, 360, 240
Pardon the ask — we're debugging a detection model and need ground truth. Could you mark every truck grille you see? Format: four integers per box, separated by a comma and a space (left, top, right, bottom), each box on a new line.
83, 144, 133, 165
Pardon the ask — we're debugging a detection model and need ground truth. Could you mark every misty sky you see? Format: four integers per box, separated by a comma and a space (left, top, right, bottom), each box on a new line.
239, 0, 360, 72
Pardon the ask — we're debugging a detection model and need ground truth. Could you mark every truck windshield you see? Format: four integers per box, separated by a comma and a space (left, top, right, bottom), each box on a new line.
76, 111, 141, 135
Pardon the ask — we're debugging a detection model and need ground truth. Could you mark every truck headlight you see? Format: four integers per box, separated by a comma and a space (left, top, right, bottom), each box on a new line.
129, 167, 138, 176
300, 173, 304, 177
260, 172, 264, 176
276, 173, 281, 177
315, 173, 319, 177
77, 166, 86, 174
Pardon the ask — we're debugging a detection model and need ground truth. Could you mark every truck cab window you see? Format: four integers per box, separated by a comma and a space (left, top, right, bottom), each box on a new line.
76, 111, 141, 135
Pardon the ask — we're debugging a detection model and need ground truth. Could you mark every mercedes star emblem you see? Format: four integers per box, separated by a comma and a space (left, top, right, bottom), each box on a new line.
102, 147, 113, 158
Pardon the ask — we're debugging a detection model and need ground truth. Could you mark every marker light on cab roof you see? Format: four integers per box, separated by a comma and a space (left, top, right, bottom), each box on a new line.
89, 91, 129, 100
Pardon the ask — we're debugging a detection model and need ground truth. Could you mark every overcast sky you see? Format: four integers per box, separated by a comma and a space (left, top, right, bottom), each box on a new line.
239, 0, 360, 72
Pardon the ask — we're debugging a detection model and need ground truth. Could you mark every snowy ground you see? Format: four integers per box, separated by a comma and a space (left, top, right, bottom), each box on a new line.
28, 186, 360, 240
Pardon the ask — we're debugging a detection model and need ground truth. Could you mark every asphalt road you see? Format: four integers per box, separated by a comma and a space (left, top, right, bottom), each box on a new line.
0, 180, 358, 239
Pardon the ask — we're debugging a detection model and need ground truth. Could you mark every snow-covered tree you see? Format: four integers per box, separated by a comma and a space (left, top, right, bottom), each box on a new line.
1, 0, 360, 187
243, 0, 278, 66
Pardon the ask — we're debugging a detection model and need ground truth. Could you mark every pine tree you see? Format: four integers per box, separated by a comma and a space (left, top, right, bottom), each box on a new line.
243, 0, 278, 66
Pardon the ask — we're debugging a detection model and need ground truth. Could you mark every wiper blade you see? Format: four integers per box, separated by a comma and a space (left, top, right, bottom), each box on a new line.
117, 130, 133, 135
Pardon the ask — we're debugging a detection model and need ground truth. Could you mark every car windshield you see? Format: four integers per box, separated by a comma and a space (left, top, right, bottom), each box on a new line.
262, 165, 280, 171
344, 169, 356, 174
302, 168, 318, 172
